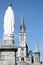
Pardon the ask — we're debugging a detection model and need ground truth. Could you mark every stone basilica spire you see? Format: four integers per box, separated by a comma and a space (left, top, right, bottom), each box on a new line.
20, 16, 26, 33
19, 16, 26, 43
34, 39, 39, 52
34, 39, 40, 64
18, 16, 28, 62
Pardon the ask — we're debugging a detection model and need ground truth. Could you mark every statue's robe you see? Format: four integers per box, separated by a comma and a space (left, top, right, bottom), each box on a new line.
4, 6, 15, 35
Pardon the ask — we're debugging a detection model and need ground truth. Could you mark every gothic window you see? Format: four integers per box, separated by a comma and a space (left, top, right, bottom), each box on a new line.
21, 48, 24, 56
21, 33, 24, 41
21, 48, 24, 51
35, 57, 38, 63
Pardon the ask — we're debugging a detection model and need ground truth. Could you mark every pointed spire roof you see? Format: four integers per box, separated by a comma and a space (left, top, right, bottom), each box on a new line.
21, 16, 24, 26
34, 39, 39, 52
20, 16, 26, 32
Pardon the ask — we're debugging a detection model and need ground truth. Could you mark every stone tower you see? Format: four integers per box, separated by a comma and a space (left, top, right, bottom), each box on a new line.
34, 39, 40, 64
18, 16, 28, 62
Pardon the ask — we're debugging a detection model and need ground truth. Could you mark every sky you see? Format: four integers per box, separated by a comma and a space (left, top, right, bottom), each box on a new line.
0, 0, 43, 61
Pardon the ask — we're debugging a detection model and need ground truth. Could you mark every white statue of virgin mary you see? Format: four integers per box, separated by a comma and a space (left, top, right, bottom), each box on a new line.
4, 3, 15, 36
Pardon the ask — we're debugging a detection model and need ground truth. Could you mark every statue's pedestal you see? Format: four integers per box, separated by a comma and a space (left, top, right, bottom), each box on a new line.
3, 35, 14, 45
0, 35, 17, 65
